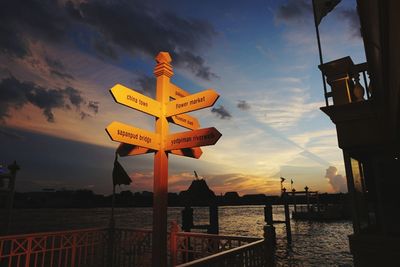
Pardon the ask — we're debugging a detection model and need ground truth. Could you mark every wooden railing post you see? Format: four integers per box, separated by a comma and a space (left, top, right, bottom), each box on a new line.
170, 221, 179, 266
71, 233, 77, 267
263, 224, 275, 266
107, 224, 115, 267
25, 237, 32, 267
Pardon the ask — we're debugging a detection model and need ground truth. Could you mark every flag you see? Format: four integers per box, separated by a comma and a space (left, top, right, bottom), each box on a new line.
112, 155, 132, 186
280, 177, 285, 183
313, 0, 341, 26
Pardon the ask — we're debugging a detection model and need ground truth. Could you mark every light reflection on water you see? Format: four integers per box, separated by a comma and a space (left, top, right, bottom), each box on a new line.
6, 206, 353, 266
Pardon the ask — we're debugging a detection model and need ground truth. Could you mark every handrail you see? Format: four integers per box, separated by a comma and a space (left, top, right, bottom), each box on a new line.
0, 227, 108, 239
176, 239, 266, 267
0, 227, 269, 267
176, 231, 261, 242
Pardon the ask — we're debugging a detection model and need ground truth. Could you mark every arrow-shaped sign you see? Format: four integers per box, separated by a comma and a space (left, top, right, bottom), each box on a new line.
117, 143, 155, 157
168, 114, 200, 130
166, 89, 219, 117
110, 84, 161, 117
165, 127, 222, 150
170, 83, 190, 99
106, 121, 160, 150
169, 147, 203, 159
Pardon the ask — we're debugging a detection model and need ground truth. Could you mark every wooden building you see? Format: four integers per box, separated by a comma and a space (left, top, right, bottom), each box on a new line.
318, 1, 400, 265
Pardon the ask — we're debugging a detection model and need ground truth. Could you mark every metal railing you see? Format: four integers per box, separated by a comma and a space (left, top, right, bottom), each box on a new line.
111, 228, 153, 267
175, 239, 266, 267
0, 228, 108, 267
0, 227, 269, 267
171, 231, 261, 266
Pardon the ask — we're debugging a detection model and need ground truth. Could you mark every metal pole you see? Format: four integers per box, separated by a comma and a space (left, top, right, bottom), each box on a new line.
283, 192, 292, 244
152, 52, 173, 267
6, 161, 19, 234
312, 0, 329, 106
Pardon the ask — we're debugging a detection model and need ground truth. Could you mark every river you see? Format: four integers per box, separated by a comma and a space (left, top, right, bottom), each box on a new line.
4, 206, 353, 266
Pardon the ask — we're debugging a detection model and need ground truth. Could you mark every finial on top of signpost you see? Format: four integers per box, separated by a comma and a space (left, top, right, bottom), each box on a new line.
156, 52, 172, 63
154, 52, 173, 77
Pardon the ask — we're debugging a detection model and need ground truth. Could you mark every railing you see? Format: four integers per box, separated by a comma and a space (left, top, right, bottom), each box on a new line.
111, 228, 153, 267
171, 231, 261, 266
323, 62, 371, 106
0, 228, 108, 267
175, 239, 266, 267
0, 227, 270, 267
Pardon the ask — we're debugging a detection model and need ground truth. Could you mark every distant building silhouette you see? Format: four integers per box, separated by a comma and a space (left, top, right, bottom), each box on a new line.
179, 179, 216, 206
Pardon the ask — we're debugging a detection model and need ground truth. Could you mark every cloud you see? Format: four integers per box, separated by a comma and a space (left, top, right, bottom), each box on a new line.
237, 100, 250, 111
66, 0, 218, 80
88, 101, 99, 114
0, 76, 97, 122
0, 127, 25, 140
335, 8, 361, 39
252, 87, 322, 131
45, 56, 74, 81
325, 166, 347, 192
135, 74, 156, 97
211, 105, 232, 119
0, 0, 217, 80
0, 0, 70, 59
275, 0, 311, 25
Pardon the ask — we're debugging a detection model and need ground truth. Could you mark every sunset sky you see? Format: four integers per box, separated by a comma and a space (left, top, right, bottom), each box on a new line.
0, 0, 366, 195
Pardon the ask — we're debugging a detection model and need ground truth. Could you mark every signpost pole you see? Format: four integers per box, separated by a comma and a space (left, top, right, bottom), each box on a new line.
152, 52, 173, 267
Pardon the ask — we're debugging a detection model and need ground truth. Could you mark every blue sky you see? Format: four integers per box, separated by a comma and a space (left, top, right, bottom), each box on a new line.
0, 0, 365, 195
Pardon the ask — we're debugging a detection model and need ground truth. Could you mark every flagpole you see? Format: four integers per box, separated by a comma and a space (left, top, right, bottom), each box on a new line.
312, 0, 329, 106
110, 152, 117, 229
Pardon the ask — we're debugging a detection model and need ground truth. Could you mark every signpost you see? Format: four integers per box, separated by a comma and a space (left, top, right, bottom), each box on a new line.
105, 121, 160, 150
169, 114, 200, 130
110, 84, 161, 117
166, 127, 222, 150
170, 83, 190, 99
166, 89, 219, 116
106, 52, 221, 267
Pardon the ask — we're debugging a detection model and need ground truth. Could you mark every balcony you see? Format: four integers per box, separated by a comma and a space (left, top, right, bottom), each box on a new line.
318, 57, 383, 151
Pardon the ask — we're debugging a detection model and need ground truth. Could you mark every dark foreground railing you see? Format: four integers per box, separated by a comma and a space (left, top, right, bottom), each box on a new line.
0, 227, 272, 267
0, 228, 108, 267
176, 239, 266, 267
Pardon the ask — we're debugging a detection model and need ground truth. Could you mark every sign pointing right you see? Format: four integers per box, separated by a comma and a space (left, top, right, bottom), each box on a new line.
168, 114, 200, 130
165, 127, 222, 150
166, 89, 219, 117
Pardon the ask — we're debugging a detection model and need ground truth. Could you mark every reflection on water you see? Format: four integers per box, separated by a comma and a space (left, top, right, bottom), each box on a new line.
5, 206, 353, 266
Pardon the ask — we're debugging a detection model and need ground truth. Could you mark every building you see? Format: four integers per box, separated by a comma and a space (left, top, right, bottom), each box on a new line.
317, 1, 399, 266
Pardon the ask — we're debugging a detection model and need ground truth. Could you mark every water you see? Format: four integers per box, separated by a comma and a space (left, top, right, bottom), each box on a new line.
4, 206, 353, 266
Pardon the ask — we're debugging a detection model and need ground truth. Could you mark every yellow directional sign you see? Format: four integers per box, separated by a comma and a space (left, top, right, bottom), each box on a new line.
169, 114, 200, 130
165, 127, 222, 150
170, 83, 190, 99
169, 147, 203, 159
166, 89, 219, 117
106, 121, 160, 150
110, 84, 161, 117
117, 143, 154, 157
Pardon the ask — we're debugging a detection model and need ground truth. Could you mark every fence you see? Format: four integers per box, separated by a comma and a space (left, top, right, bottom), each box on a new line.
176, 239, 266, 267
0, 228, 108, 267
171, 230, 261, 266
0, 227, 271, 267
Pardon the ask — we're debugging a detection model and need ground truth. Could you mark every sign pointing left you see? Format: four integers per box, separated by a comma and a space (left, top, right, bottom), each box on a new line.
110, 84, 161, 117
106, 121, 160, 150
